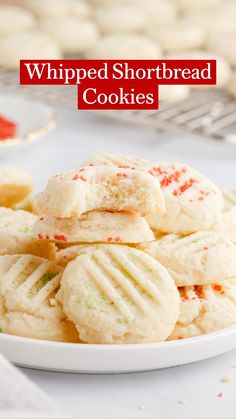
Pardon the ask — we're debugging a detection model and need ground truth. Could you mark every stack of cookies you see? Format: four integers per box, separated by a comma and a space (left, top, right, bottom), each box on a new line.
1, 155, 236, 344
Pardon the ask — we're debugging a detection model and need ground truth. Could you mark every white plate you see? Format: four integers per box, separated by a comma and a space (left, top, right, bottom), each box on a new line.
1, 326, 236, 373
0, 94, 56, 149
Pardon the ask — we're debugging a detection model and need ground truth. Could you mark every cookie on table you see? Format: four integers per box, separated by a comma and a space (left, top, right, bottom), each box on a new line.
0, 207, 56, 260
167, 50, 232, 88
223, 189, 236, 211
35, 166, 165, 218
145, 162, 223, 234
0, 165, 33, 208
0, 254, 79, 342
34, 211, 155, 244
83, 153, 150, 168
86, 34, 162, 59
0, 5, 35, 36
139, 231, 236, 286
0, 32, 61, 70
147, 20, 204, 51
169, 280, 236, 340
94, 2, 147, 33
57, 244, 179, 344
40, 18, 99, 54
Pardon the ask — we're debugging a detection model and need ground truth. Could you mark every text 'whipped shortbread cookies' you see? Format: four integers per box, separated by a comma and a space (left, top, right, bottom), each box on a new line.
0, 165, 33, 208
0, 254, 79, 342
169, 280, 236, 340
34, 211, 155, 244
35, 166, 165, 218
139, 231, 236, 286
0, 207, 56, 260
57, 244, 179, 344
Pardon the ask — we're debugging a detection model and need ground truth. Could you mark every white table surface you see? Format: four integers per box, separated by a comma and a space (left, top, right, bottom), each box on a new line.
1, 107, 236, 418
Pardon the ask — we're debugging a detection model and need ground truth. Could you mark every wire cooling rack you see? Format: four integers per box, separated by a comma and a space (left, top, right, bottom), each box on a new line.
1, 68, 236, 143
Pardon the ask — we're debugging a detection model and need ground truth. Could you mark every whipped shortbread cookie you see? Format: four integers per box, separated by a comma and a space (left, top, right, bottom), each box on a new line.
35, 166, 165, 218
207, 31, 236, 67
167, 50, 232, 88
57, 244, 179, 344
86, 34, 162, 59
40, 18, 99, 54
0, 32, 61, 70
0, 165, 33, 208
223, 189, 236, 211
34, 211, 155, 244
145, 162, 223, 234
169, 280, 236, 340
94, 2, 147, 33
139, 232, 236, 286
83, 153, 150, 168
159, 85, 190, 103
147, 20, 204, 51
0, 255, 78, 342
0, 207, 56, 260
26, 0, 90, 18
0, 6, 35, 36
56, 244, 96, 267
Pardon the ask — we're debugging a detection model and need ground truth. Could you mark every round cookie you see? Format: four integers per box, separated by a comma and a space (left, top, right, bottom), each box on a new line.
40, 18, 99, 54
35, 166, 165, 218
159, 85, 190, 103
0, 165, 33, 208
147, 20, 204, 51
94, 2, 147, 33
169, 280, 236, 340
167, 50, 232, 88
25, 0, 90, 18
57, 244, 179, 344
0, 5, 35, 36
0, 207, 56, 260
0, 32, 61, 70
0, 254, 79, 342
86, 34, 162, 59
34, 211, 155, 244
139, 231, 236, 286
207, 31, 236, 67
145, 162, 223, 234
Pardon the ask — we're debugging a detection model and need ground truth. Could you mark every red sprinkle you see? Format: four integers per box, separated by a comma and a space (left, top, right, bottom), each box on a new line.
116, 173, 128, 179
177, 336, 184, 340
72, 174, 87, 181
114, 236, 121, 242
54, 234, 67, 242
45, 235, 50, 240
39, 217, 44, 221
0, 115, 17, 140
38, 233, 43, 240
217, 392, 223, 398
194, 285, 203, 298
212, 284, 223, 293
106, 237, 113, 242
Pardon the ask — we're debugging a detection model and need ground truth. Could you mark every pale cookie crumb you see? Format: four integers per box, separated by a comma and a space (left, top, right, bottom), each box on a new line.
178, 399, 188, 405
220, 374, 233, 383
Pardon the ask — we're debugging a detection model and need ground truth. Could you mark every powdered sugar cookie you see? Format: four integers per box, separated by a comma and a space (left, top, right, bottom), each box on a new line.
34, 211, 155, 244
145, 162, 223, 234
0, 32, 61, 70
167, 50, 232, 88
0, 5, 35, 36
0, 254, 78, 342
95, 2, 147, 33
169, 280, 236, 340
57, 244, 179, 343
0, 207, 56, 260
139, 231, 236, 286
0, 165, 33, 208
35, 166, 165, 218
223, 189, 236, 211
147, 20, 204, 51
40, 18, 99, 54
207, 31, 236, 67
159, 85, 190, 102
86, 34, 162, 59
83, 153, 150, 168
